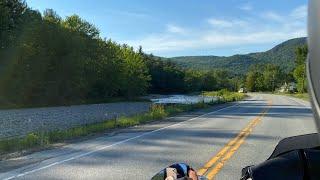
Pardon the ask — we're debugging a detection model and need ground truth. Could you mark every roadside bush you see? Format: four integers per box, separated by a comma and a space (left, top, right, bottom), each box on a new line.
203, 89, 246, 102
0, 133, 45, 154
149, 104, 167, 120
20, 133, 41, 148
0, 139, 17, 153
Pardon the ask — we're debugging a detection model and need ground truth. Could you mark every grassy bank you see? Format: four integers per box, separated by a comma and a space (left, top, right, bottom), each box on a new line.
203, 89, 246, 102
0, 91, 245, 155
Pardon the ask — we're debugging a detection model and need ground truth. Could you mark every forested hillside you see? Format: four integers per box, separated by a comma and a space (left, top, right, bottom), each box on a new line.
0, 0, 308, 108
168, 37, 307, 74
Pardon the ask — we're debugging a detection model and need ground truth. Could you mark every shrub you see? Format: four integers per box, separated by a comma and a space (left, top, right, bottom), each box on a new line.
203, 89, 246, 102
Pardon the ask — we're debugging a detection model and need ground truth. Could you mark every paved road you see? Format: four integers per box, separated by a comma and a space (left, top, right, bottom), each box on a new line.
0, 94, 316, 180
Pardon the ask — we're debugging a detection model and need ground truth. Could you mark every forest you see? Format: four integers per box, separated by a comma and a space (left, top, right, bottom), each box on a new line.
0, 0, 307, 107
244, 45, 308, 93
167, 37, 307, 74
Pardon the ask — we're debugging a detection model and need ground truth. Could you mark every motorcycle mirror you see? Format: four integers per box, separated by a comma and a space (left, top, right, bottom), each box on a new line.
151, 163, 208, 180
308, 0, 320, 131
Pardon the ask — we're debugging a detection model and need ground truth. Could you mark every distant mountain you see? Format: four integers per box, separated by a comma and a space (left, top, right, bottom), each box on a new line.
165, 37, 307, 74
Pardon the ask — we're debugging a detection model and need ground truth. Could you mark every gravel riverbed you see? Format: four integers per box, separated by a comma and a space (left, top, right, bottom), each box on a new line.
0, 102, 151, 139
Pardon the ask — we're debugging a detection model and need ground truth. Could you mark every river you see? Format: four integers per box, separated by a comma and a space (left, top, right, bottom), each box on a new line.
149, 95, 217, 104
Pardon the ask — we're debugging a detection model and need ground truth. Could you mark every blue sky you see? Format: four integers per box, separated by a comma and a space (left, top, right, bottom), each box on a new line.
26, 0, 307, 57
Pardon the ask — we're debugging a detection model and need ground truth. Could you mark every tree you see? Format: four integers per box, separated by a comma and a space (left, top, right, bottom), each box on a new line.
295, 45, 308, 65
202, 71, 217, 91
293, 45, 308, 93
43, 9, 61, 24
119, 46, 150, 98
0, 0, 28, 48
63, 15, 100, 38
294, 64, 306, 93
245, 64, 284, 92
229, 77, 243, 92
184, 70, 204, 92
246, 71, 257, 92
262, 64, 281, 92
245, 65, 263, 92
214, 69, 232, 90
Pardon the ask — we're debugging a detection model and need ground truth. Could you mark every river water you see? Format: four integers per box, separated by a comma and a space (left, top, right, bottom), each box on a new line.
150, 95, 217, 104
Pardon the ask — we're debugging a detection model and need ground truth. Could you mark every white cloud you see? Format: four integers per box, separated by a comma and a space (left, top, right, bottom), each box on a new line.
127, 35, 197, 52
207, 18, 248, 28
123, 5, 307, 56
202, 31, 304, 46
127, 28, 305, 53
262, 4, 307, 22
290, 5, 307, 19
207, 19, 232, 27
262, 11, 284, 22
166, 24, 187, 34
104, 10, 149, 19
239, 3, 253, 11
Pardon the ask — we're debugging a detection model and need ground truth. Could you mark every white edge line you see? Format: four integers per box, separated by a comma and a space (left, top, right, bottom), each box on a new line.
288, 97, 311, 108
3, 102, 244, 180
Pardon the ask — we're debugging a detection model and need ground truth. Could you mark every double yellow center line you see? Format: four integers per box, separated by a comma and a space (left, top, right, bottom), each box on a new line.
197, 100, 272, 179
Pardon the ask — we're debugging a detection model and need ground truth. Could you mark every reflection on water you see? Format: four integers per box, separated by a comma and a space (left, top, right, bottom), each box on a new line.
150, 95, 217, 104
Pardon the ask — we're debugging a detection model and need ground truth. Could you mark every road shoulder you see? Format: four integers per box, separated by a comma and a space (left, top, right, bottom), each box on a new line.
0, 101, 240, 175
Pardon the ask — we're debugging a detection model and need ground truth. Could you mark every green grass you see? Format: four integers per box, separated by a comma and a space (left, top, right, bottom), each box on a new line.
0, 133, 46, 153
0, 92, 244, 155
202, 89, 246, 102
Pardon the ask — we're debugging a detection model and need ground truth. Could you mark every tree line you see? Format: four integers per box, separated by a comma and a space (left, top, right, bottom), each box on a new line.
0, 1, 308, 107
143, 53, 242, 93
0, 0, 244, 107
245, 45, 308, 93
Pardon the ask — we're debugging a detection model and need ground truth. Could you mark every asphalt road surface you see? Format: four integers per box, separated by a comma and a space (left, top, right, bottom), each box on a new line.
0, 94, 316, 180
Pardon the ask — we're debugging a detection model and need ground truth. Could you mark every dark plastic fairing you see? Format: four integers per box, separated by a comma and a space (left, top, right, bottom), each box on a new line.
241, 133, 320, 180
